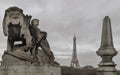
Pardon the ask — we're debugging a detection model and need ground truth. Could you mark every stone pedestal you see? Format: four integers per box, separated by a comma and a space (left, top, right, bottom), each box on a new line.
97, 71, 117, 75
0, 66, 61, 75
0, 50, 61, 75
97, 66, 117, 75
1, 49, 57, 66
0, 66, 3, 75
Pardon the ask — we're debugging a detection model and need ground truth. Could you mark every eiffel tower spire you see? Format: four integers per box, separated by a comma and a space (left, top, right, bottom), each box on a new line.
70, 34, 80, 68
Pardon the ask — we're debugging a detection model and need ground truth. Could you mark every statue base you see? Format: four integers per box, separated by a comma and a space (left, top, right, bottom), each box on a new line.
0, 49, 60, 75
1, 50, 59, 66
0, 66, 61, 75
97, 66, 117, 75
97, 72, 117, 75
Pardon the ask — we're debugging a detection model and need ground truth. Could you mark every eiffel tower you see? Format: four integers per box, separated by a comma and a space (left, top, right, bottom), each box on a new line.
70, 34, 80, 68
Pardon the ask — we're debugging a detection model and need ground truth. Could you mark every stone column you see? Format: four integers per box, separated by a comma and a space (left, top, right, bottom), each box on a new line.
96, 16, 117, 75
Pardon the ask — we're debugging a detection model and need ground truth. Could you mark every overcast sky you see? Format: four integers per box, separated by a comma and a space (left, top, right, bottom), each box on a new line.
0, 0, 120, 69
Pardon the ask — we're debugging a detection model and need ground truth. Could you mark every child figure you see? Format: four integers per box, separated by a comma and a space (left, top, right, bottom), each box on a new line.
29, 19, 55, 62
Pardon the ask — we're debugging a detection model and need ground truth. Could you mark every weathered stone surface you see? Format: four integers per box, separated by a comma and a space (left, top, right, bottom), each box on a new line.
0, 66, 61, 75
0, 66, 3, 75
1, 48, 57, 66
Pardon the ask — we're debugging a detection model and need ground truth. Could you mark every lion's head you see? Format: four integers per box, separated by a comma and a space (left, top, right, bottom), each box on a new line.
3, 6, 25, 26
2, 6, 32, 50
2, 6, 26, 36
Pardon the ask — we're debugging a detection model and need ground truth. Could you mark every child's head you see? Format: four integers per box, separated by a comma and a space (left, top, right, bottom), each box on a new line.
31, 19, 39, 26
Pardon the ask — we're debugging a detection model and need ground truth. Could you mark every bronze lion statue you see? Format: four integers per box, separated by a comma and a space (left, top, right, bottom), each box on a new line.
2, 6, 32, 51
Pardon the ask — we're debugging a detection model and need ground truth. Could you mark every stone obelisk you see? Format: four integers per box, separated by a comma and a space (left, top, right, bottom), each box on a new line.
96, 16, 117, 75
